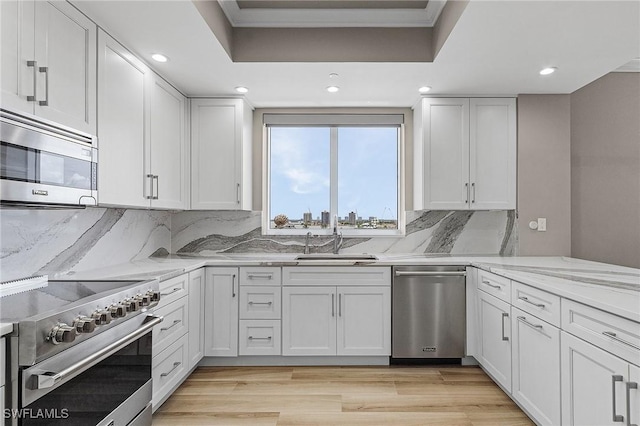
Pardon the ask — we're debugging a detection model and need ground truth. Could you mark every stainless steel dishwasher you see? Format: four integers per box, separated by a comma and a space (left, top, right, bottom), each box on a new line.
392, 265, 466, 359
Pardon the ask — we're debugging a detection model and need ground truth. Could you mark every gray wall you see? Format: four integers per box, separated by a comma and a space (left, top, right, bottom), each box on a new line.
571, 73, 640, 268
517, 95, 572, 256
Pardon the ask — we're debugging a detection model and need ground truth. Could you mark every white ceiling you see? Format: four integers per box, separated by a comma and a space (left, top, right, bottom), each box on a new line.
72, 0, 640, 108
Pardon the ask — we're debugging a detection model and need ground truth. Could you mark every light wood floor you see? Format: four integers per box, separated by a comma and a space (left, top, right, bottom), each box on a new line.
152, 366, 534, 426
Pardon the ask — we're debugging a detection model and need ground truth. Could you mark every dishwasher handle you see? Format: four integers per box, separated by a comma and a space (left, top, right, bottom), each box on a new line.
394, 270, 466, 277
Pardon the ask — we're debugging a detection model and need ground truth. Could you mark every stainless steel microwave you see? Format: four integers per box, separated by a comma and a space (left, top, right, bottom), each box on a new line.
0, 110, 98, 207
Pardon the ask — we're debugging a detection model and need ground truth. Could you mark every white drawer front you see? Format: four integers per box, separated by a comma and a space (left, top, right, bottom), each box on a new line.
0, 338, 5, 387
152, 333, 188, 407
239, 286, 282, 320
158, 273, 189, 307
283, 266, 391, 286
239, 267, 282, 286
562, 299, 640, 366
478, 269, 511, 302
153, 297, 188, 356
239, 320, 281, 356
512, 281, 561, 327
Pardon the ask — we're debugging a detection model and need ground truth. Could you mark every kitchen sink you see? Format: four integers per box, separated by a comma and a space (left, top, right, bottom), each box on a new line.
295, 253, 378, 261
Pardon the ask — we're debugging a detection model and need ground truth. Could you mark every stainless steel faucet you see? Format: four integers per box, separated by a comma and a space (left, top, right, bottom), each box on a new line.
304, 231, 312, 254
332, 215, 343, 254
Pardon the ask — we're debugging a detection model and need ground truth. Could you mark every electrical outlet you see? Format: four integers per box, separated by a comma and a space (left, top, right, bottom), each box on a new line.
537, 218, 547, 232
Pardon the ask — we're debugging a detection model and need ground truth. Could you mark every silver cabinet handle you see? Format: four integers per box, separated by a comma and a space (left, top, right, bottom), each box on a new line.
483, 280, 502, 289
247, 273, 273, 280
152, 175, 159, 200
146, 174, 154, 199
248, 301, 273, 306
472, 182, 476, 203
338, 293, 342, 317
603, 331, 640, 351
160, 287, 181, 296
517, 316, 544, 333
38, 66, 49, 106
518, 296, 546, 309
613, 375, 624, 422
232, 274, 237, 298
331, 294, 335, 317
160, 361, 181, 377
395, 271, 466, 277
501, 312, 509, 341
627, 381, 638, 426
465, 183, 469, 204
160, 319, 181, 332
248, 336, 272, 340
237, 183, 240, 204
27, 60, 37, 101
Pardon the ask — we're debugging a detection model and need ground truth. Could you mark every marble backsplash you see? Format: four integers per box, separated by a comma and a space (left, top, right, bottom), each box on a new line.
172, 210, 518, 256
0, 208, 170, 282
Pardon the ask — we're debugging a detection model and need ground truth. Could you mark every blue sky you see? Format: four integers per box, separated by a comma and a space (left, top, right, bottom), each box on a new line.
270, 127, 398, 221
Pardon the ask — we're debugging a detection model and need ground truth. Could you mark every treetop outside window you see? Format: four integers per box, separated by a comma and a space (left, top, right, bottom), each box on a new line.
263, 114, 404, 237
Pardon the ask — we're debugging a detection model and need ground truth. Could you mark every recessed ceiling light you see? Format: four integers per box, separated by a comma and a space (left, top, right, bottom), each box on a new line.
326, 86, 340, 93
151, 53, 168, 63
418, 86, 431, 93
540, 67, 557, 75
235, 86, 249, 94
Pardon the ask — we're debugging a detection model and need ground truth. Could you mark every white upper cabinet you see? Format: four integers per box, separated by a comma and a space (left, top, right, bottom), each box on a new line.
97, 30, 187, 209
1, 0, 96, 134
414, 97, 516, 210
191, 98, 253, 210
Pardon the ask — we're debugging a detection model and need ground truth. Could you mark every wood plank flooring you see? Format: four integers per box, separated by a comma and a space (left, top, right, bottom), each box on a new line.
152, 366, 534, 425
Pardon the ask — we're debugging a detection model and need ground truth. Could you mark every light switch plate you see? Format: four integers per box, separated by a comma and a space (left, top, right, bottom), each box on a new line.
537, 218, 547, 232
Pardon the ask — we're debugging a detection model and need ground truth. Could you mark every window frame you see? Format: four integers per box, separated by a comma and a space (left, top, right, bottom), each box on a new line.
262, 114, 405, 237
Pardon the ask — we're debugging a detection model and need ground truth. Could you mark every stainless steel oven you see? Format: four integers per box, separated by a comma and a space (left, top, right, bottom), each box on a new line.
0, 110, 97, 207
1, 277, 161, 426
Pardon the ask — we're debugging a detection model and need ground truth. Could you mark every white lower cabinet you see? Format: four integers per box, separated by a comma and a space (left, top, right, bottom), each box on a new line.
188, 268, 205, 368
282, 285, 390, 356
239, 320, 281, 356
204, 267, 239, 357
629, 364, 640, 426
511, 307, 561, 425
153, 296, 188, 356
152, 334, 188, 407
477, 289, 512, 392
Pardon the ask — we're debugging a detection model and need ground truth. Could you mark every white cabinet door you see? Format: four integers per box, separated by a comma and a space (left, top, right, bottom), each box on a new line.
33, 1, 96, 134
188, 268, 205, 369
190, 98, 252, 210
337, 286, 390, 356
282, 287, 337, 356
204, 267, 239, 357
511, 307, 561, 426
629, 364, 640, 426
561, 331, 629, 426
477, 289, 512, 392
1, 0, 35, 113
414, 98, 470, 210
149, 75, 187, 209
97, 30, 150, 208
469, 98, 516, 210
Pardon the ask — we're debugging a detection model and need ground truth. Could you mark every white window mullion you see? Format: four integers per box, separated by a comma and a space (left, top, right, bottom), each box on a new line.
330, 127, 339, 229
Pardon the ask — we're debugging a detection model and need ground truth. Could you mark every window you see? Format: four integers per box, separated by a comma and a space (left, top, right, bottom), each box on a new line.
264, 114, 404, 236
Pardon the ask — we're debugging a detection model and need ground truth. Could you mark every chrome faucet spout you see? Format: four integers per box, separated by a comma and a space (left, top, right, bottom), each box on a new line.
304, 231, 312, 254
332, 215, 343, 254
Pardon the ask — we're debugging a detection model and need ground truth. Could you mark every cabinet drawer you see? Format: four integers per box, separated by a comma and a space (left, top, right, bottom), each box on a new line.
239, 286, 282, 320
0, 338, 4, 387
159, 274, 188, 307
153, 297, 188, 356
152, 333, 188, 408
477, 269, 511, 302
283, 266, 391, 286
239, 267, 282, 286
239, 320, 281, 356
511, 281, 560, 327
562, 299, 640, 365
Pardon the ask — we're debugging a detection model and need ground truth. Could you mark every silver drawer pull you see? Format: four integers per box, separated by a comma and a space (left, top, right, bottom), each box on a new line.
160, 319, 181, 332
518, 296, 546, 309
603, 331, 640, 351
248, 301, 273, 306
160, 362, 181, 377
612, 375, 624, 422
160, 287, 181, 296
247, 274, 273, 280
501, 312, 509, 341
627, 381, 638, 426
483, 280, 502, 289
248, 336, 272, 340
517, 316, 544, 332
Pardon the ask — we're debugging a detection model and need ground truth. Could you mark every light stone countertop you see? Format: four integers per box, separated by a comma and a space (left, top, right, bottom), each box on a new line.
58, 254, 640, 322
1, 322, 13, 336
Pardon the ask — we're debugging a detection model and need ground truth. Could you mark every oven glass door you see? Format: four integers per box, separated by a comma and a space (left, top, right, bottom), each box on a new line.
20, 333, 152, 426
0, 142, 96, 190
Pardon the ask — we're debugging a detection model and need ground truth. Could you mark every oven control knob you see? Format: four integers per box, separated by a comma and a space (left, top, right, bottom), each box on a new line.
147, 291, 160, 303
92, 309, 112, 325
136, 294, 151, 306
126, 298, 141, 312
74, 317, 96, 333
110, 304, 127, 318
49, 324, 76, 345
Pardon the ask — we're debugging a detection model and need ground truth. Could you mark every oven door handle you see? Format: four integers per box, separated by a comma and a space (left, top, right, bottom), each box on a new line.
33, 315, 163, 390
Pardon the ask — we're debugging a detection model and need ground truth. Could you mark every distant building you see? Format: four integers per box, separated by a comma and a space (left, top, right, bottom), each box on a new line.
303, 212, 312, 224
348, 211, 356, 225
321, 211, 330, 228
